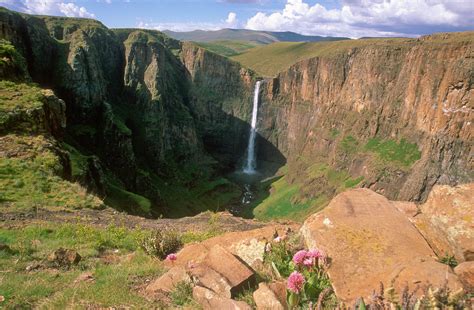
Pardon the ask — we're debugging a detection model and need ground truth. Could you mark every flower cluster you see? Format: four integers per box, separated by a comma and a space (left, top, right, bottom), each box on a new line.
287, 271, 306, 293
292, 248, 324, 268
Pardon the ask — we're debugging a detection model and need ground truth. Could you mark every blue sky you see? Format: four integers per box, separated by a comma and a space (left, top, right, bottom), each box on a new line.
1, 0, 473, 38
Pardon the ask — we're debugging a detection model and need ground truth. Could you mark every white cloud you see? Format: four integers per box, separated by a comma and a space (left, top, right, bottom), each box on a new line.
1, 0, 95, 18
225, 12, 238, 28
138, 11, 241, 32
245, 0, 474, 38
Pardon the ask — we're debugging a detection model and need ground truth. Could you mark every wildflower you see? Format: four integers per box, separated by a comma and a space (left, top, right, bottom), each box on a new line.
274, 236, 282, 243
303, 258, 314, 267
292, 250, 307, 265
287, 271, 305, 294
166, 253, 177, 261
307, 248, 322, 258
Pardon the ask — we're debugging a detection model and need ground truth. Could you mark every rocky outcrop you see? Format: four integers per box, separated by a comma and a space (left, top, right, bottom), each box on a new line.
412, 183, 474, 262
301, 188, 463, 304
259, 32, 473, 203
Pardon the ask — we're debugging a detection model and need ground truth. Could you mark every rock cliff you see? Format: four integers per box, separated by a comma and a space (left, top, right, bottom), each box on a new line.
258, 32, 473, 206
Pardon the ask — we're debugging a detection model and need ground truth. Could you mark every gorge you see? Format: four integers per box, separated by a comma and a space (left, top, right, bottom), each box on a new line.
0, 4, 473, 308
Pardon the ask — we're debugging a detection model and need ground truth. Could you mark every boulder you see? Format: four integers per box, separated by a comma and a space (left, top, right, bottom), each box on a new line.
412, 184, 474, 262
301, 188, 463, 304
205, 245, 255, 297
454, 261, 474, 292
193, 286, 252, 310
253, 282, 286, 310
47, 248, 81, 267
146, 266, 190, 294
165, 224, 299, 269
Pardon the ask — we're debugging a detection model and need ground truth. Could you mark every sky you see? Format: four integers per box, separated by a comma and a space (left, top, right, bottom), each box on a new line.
1, 0, 473, 38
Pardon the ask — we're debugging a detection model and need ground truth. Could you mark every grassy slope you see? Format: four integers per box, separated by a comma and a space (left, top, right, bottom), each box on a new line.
232, 39, 410, 77
0, 80, 104, 212
0, 223, 162, 308
195, 40, 262, 57
233, 32, 474, 77
252, 136, 421, 222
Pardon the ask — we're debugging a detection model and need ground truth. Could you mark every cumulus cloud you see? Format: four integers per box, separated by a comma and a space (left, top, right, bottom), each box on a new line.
0, 0, 95, 18
225, 12, 238, 28
245, 0, 474, 38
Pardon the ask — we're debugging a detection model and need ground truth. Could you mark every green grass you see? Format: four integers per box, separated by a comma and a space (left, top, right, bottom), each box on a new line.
0, 135, 104, 211
0, 81, 43, 114
253, 176, 328, 222
0, 223, 163, 308
105, 182, 152, 216
232, 38, 410, 76
196, 40, 261, 57
364, 138, 421, 167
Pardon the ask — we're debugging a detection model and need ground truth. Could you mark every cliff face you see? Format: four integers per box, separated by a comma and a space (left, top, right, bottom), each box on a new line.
258, 32, 473, 202
0, 8, 257, 216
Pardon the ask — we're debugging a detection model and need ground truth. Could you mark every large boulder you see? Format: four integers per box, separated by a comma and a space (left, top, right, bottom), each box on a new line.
301, 188, 463, 304
412, 184, 474, 262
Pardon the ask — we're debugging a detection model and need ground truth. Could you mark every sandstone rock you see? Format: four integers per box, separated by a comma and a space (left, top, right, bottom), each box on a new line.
253, 283, 285, 310
192, 286, 251, 310
146, 266, 190, 294
47, 248, 81, 268
391, 201, 419, 218
205, 245, 255, 297
301, 188, 463, 304
455, 261, 474, 292
188, 264, 233, 298
413, 184, 474, 262
165, 224, 298, 269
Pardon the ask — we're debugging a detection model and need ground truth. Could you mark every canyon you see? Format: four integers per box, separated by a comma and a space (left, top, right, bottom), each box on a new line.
0, 5, 473, 308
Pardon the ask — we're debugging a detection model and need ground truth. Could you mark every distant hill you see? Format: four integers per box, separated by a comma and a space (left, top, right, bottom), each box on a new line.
163, 29, 349, 44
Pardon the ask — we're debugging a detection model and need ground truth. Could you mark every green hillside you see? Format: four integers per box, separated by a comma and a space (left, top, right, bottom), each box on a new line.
163, 28, 348, 44
232, 39, 410, 77
195, 40, 261, 57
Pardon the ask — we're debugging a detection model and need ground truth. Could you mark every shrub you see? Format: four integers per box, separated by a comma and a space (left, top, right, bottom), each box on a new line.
139, 229, 183, 259
439, 253, 458, 268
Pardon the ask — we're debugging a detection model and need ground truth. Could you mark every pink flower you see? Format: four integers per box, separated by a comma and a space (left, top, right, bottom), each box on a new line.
166, 253, 177, 261
292, 250, 308, 265
307, 249, 323, 258
287, 271, 305, 294
303, 258, 314, 267
274, 236, 282, 243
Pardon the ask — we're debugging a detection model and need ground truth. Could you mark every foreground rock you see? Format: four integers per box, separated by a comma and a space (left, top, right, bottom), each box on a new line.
412, 184, 474, 262
164, 224, 299, 269
192, 286, 251, 310
455, 262, 474, 292
301, 188, 463, 303
253, 282, 287, 310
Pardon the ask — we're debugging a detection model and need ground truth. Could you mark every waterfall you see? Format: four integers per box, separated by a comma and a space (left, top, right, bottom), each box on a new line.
243, 80, 261, 174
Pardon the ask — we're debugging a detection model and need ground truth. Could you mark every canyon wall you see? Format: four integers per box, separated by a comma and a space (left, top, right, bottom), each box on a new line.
0, 7, 257, 215
258, 33, 473, 202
